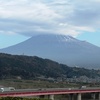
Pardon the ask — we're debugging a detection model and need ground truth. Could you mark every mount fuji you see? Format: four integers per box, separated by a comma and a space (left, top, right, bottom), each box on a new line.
0, 34, 100, 69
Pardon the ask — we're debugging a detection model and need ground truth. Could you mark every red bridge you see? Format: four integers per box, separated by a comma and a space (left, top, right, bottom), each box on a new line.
0, 88, 100, 100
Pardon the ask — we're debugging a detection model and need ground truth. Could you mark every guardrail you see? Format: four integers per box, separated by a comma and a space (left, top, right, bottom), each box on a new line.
0, 88, 100, 97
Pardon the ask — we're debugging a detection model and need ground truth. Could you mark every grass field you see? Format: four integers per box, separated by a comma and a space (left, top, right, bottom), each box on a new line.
0, 79, 82, 89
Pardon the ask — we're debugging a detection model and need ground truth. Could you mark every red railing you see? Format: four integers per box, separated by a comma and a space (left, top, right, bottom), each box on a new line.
0, 89, 100, 97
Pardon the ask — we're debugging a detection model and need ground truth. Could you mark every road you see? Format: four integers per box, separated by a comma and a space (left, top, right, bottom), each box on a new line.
0, 87, 100, 97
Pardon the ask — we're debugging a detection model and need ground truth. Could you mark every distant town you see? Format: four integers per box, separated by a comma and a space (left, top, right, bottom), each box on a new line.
37, 75, 100, 84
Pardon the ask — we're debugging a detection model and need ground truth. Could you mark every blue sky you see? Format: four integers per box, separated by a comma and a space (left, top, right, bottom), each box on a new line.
0, 0, 100, 48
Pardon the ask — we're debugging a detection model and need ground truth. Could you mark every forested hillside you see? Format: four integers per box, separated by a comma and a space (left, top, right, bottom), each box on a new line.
0, 53, 100, 79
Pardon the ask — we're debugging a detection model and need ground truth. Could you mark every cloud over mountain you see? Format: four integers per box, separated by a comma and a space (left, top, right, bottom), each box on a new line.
0, 0, 100, 37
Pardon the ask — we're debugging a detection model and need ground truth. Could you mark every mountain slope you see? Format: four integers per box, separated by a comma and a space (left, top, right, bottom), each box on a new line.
0, 34, 100, 69
0, 53, 100, 79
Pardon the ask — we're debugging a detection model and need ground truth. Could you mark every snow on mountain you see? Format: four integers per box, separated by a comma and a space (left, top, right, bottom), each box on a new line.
0, 34, 100, 69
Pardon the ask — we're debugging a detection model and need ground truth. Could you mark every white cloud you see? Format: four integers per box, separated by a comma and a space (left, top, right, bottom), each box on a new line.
0, 0, 100, 37
0, 30, 16, 35
0, 0, 61, 21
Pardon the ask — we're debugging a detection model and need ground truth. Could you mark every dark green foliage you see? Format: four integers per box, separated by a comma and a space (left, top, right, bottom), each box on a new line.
0, 53, 100, 79
0, 97, 49, 100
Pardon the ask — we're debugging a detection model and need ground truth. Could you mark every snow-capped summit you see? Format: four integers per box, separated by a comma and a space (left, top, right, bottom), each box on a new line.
60, 35, 78, 42
0, 34, 100, 69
